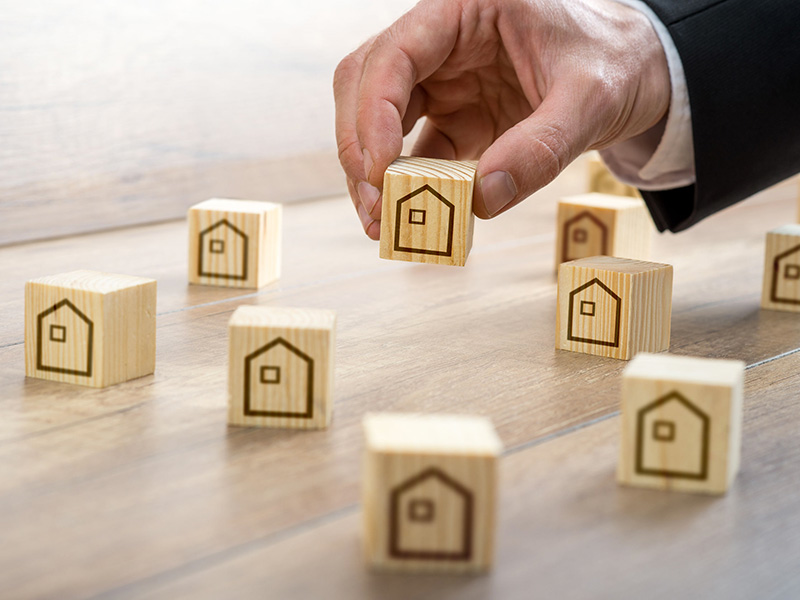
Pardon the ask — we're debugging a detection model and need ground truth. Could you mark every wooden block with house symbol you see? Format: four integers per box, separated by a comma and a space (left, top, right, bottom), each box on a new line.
761, 224, 800, 312
362, 413, 502, 573
188, 198, 281, 289
556, 256, 673, 360
25, 270, 156, 388
586, 152, 641, 198
618, 353, 744, 495
379, 157, 477, 267
555, 193, 652, 269
228, 305, 336, 429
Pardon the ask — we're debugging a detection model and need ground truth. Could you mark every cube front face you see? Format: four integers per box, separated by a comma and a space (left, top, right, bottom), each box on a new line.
188, 199, 281, 289
556, 257, 672, 360
228, 306, 335, 429
379, 157, 476, 267
618, 354, 744, 495
587, 155, 640, 198
761, 225, 800, 312
25, 271, 156, 388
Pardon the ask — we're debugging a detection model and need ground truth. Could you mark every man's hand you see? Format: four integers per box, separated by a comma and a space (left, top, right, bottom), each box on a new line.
334, 0, 670, 239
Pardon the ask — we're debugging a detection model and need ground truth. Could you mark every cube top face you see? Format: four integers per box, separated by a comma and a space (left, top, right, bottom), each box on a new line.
761, 225, 800, 311
380, 157, 477, 267
364, 413, 503, 456
556, 256, 673, 360
619, 353, 744, 495
25, 271, 156, 388
228, 305, 336, 429
560, 193, 645, 212
188, 199, 282, 289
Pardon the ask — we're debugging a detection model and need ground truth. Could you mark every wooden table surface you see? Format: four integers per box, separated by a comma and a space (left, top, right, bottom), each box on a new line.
1, 162, 799, 599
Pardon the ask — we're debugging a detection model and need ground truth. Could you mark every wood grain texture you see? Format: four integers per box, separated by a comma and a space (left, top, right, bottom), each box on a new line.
380, 157, 477, 266
760, 223, 800, 311
556, 256, 673, 360
363, 414, 501, 573
24, 270, 156, 387
228, 305, 335, 429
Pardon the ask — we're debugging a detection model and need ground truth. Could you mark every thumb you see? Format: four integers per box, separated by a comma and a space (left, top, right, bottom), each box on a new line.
474, 87, 594, 219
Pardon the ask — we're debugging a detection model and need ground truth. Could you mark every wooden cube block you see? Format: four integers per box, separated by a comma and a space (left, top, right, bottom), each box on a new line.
587, 153, 640, 198
556, 256, 673, 360
379, 157, 476, 267
362, 413, 502, 573
25, 270, 156, 388
188, 198, 281, 289
555, 193, 652, 268
618, 353, 744, 495
227, 305, 336, 429
761, 224, 800, 312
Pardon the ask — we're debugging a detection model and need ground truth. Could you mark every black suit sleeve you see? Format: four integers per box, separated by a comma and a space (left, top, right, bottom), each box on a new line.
637, 0, 800, 232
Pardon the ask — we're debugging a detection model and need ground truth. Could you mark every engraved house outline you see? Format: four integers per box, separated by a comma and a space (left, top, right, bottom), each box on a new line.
635, 391, 711, 480
198, 219, 249, 281
36, 299, 94, 377
243, 337, 314, 419
394, 184, 455, 257
567, 278, 622, 347
770, 243, 800, 305
562, 211, 608, 262
388, 467, 473, 561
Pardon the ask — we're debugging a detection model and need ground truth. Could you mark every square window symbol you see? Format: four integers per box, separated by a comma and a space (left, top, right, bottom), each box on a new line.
580, 300, 596, 316
784, 264, 800, 280
408, 498, 435, 523
260, 366, 281, 384
209, 239, 225, 254
572, 227, 588, 243
49, 324, 67, 343
408, 209, 426, 225
652, 420, 675, 442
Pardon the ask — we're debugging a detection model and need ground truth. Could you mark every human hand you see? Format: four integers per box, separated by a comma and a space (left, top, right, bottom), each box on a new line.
333, 0, 670, 239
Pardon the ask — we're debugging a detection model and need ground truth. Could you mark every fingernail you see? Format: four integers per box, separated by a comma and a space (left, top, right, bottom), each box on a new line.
362, 148, 374, 181
480, 171, 517, 216
356, 202, 375, 230
358, 181, 381, 217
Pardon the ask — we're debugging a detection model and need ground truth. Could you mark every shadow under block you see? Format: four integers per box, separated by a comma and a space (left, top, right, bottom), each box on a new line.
379, 157, 477, 267
188, 198, 281, 289
24, 270, 157, 388
556, 256, 673, 360
618, 353, 744, 495
227, 305, 336, 429
760, 224, 800, 312
587, 153, 640, 198
362, 413, 502, 574
555, 193, 652, 267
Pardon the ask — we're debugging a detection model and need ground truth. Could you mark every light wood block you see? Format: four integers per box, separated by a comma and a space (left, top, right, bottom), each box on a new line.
556, 256, 673, 360
555, 193, 652, 268
618, 353, 744, 495
761, 224, 800, 312
228, 305, 336, 429
587, 153, 640, 198
379, 157, 476, 267
362, 413, 502, 574
188, 198, 281, 289
24, 270, 156, 388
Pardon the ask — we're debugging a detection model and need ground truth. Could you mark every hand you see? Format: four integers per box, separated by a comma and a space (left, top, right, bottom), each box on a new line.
333, 0, 671, 239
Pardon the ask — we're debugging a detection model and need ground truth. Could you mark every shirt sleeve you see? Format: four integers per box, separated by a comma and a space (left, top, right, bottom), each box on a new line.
598, 0, 696, 191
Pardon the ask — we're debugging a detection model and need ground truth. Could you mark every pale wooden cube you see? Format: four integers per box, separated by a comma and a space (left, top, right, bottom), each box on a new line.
587, 153, 640, 198
188, 198, 281, 289
555, 193, 651, 268
362, 413, 502, 574
228, 305, 336, 429
379, 157, 476, 267
618, 353, 744, 495
556, 256, 673, 360
25, 270, 156, 388
761, 224, 800, 312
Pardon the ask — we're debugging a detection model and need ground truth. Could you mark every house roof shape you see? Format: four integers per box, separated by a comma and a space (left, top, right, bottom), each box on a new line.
243, 336, 314, 419
36, 298, 94, 377
198, 218, 249, 280
394, 184, 455, 257
770, 242, 800, 304
567, 277, 622, 347
389, 467, 473, 561
562, 210, 608, 260
635, 390, 710, 480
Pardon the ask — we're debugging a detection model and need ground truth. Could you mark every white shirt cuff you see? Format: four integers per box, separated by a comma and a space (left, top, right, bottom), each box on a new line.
600, 0, 696, 190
